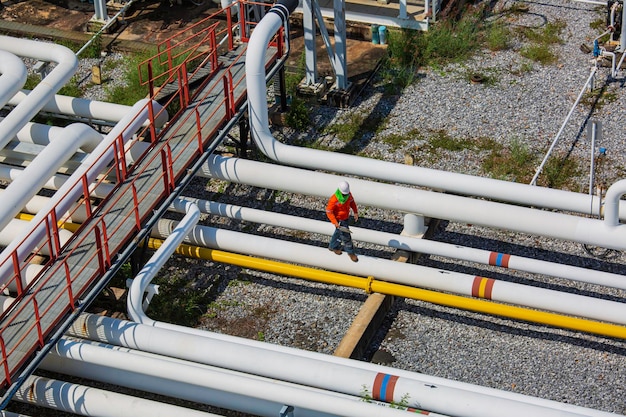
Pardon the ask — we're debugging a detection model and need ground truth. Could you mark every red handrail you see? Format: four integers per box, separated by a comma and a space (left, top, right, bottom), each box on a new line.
0, 0, 285, 389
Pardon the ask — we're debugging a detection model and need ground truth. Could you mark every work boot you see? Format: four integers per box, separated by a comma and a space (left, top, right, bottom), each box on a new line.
330, 248, 342, 255
348, 253, 358, 262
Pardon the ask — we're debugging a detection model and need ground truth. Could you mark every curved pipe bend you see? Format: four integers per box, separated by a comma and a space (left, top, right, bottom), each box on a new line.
244, 4, 623, 219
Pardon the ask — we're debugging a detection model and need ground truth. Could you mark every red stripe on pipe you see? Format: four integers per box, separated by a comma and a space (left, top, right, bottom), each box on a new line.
373, 372, 384, 401
500, 253, 511, 268
471, 276, 482, 297
484, 278, 496, 299
488, 252, 498, 266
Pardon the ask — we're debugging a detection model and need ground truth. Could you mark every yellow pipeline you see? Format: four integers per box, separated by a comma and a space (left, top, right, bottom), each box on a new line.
146, 237, 626, 340
17, 212, 626, 339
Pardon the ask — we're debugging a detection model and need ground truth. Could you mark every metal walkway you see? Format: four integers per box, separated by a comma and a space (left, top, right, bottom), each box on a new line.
0, 3, 283, 404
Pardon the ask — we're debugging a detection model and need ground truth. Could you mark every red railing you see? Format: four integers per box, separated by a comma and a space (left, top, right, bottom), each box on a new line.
0, 0, 284, 389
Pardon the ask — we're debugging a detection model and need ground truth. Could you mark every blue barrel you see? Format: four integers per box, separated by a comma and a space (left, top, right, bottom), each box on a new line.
371, 24, 380, 44
378, 25, 387, 45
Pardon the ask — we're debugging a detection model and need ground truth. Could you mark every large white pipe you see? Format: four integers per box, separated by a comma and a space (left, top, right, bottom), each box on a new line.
203, 154, 626, 250
42, 339, 337, 417
8, 91, 139, 124
0, 37, 77, 150
0, 123, 102, 235
46, 337, 410, 417
66, 314, 615, 417
14, 375, 221, 417
171, 197, 626, 290
244, 1, 625, 219
153, 219, 626, 326
0, 51, 27, 109
0, 98, 168, 285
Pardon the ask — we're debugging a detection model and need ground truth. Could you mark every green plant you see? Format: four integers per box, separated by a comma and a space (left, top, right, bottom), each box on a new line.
286, 96, 310, 130
541, 153, 582, 189
520, 44, 557, 65
485, 20, 511, 51
427, 129, 475, 152
148, 272, 214, 327
481, 138, 535, 182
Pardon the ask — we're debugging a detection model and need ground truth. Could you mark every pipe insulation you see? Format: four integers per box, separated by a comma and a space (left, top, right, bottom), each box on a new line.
45, 337, 410, 417
3, 119, 151, 162
0, 98, 168, 285
128, 201, 201, 322
0, 123, 102, 235
8, 91, 142, 124
0, 51, 27, 109
170, 197, 626, 290
244, 1, 626, 220
202, 154, 626, 251
13, 374, 222, 417
152, 219, 626, 326
66, 314, 616, 417
0, 37, 77, 150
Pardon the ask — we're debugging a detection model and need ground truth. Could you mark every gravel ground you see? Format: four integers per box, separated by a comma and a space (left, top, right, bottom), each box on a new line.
178, 0, 626, 414
8, 0, 626, 415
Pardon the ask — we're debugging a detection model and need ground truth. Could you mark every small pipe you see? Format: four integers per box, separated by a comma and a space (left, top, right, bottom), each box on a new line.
145, 237, 626, 340
530, 66, 598, 186
127, 202, 200, 323
603, 178, 626, 226
151, 221, 626, 326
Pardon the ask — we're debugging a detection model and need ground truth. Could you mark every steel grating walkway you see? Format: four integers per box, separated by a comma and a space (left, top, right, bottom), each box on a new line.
0, 39, 280, 401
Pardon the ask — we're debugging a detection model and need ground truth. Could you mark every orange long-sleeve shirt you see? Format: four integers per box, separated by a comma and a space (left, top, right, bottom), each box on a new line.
326, 192, 357, 226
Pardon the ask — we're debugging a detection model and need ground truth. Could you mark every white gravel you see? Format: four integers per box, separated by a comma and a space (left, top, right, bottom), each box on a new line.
182, 0, 626, 415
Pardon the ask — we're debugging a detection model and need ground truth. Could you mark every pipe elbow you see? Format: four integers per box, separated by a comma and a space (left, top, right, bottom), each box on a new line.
603, 179, 626, 226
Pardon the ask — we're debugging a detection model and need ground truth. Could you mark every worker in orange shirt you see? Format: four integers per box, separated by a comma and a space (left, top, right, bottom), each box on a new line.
326, 181, 359, 262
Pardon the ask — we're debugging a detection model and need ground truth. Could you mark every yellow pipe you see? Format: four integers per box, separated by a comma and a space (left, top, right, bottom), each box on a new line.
146, 237, 626, 340
17, 212, 626, 339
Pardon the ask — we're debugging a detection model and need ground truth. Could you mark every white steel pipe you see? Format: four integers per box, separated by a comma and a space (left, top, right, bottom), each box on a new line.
14, 374, 221, 417
0, 51, 27, 109
4, 119, 151, 164
128, 202, 200, 322
603, 178, 626, 226
1, 219, 73, 257
153, 219, 626, 326
0, 123, 101, 235
42, 340, 336, 417
45, 337, 408, 417
203, 154, 626, 251
0, 163, 113, 204
245, 3, 623, 219
66, 314, 615, 417
169, 197, 626, 290
0, 37, 77, 150
0, 98, 167, 285
8, 91, 139, 125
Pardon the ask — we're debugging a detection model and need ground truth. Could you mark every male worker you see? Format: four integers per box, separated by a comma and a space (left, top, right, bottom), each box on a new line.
326, 181, 359, 262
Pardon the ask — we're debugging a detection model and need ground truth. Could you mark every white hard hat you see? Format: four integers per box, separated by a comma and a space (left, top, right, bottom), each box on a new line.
338, 181, 350, 194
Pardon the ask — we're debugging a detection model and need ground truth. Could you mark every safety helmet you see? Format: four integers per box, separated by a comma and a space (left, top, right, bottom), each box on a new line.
338, 181, 350, 195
